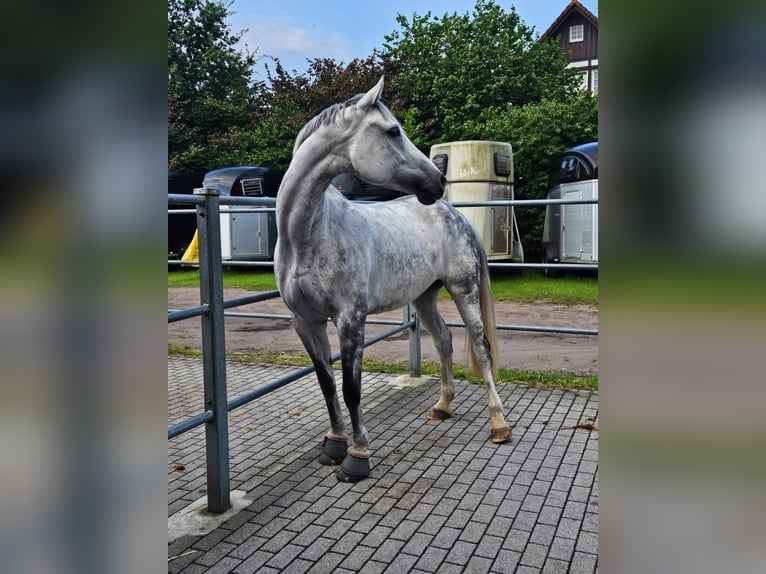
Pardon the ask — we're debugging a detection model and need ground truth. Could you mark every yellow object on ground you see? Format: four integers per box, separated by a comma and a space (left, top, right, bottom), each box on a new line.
180, 229, 199, 268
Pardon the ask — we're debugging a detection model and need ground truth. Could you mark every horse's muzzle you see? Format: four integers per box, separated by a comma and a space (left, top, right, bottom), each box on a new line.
414, 174, 446, 205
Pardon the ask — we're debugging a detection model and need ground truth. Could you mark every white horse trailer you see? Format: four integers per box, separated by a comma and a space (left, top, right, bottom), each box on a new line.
430, 141, 524, 262
542, 142, 598, 272
202, 166, 284, 261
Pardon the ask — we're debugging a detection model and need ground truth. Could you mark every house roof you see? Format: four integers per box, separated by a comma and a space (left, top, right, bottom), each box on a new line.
541, 0, 599, 39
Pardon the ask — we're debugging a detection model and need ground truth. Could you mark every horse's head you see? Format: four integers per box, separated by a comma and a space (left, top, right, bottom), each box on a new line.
348, 77, 446, 205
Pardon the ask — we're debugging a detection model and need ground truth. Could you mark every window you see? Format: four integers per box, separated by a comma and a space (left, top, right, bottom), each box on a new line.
579, 71, 588, 91
592, 69, 599, 95
570, 24, 584, 43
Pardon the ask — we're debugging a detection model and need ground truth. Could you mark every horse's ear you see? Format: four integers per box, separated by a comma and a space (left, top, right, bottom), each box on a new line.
356, 76, 385, 110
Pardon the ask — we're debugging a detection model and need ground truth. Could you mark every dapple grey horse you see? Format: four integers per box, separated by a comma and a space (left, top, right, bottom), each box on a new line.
275, 77, 512, 482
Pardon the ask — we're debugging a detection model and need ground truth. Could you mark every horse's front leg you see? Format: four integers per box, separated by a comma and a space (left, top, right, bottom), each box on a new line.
336, 314, 371, 482
293, 316, 348, 465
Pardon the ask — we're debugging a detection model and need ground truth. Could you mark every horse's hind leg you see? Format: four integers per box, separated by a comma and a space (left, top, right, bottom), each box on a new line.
414, 286, 455, 420
451, 290, 512, 444
293, 316, 348, 464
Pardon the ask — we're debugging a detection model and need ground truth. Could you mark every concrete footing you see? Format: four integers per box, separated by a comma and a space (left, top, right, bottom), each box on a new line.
168, 490, 251, 542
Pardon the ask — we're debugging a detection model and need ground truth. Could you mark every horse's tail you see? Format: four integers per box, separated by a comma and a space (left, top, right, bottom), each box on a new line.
465, 257, 499, 380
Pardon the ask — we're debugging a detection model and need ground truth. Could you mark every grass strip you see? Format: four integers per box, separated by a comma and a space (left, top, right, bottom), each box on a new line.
168, 344, 597, 391
169, 268, 597, 306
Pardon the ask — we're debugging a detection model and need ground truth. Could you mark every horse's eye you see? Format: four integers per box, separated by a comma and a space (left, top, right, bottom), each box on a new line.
387, 126, 401, 138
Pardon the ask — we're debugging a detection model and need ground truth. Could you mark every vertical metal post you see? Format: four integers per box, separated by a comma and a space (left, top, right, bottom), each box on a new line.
194, 187, 231, 513
405, 304, 422, 378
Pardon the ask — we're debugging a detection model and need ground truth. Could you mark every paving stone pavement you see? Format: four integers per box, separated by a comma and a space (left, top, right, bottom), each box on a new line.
168, 357, 598, 573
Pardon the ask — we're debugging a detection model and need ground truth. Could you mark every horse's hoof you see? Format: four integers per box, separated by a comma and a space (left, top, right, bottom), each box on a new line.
319, 436, 348, 466
428, 408, 452, 420
336, 449, 370, 482
490, 426, 512, 444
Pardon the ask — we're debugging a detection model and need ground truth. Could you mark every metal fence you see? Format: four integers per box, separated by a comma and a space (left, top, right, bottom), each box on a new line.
167, 189, 598, 512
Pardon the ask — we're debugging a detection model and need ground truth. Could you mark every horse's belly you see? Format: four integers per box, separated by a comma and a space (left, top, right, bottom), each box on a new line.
366, 279, 435, 315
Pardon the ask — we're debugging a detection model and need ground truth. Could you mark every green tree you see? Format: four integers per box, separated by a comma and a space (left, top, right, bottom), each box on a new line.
168, 0, 259, 173
382, 0, 579, 145
481, 93, 599, 261
220, 55, 384, 171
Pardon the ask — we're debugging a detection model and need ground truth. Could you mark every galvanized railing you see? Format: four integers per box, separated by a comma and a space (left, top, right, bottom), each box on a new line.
167, 190, 598, 512
168, 190, 421, 511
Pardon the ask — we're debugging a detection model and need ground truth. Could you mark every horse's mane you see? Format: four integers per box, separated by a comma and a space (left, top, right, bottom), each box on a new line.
292, 93, 365, 156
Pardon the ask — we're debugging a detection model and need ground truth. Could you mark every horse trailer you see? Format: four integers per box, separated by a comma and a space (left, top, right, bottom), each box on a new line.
202, 166, 284, 261
542, 142, 598, 272
430, 140, 524, 262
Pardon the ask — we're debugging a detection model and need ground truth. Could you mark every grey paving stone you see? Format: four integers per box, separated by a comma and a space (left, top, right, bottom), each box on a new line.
502, 528, 531, 553
544, 557, 572, 573
444, 540, 478, 566
281, 558, 314, 574
576, 530, 599, 555
459, 520, 488, 544
306, 551, 345, 574
338, 545, 377, 571
169, 362, 598, 574
431, 526, 462, 549
298, 537, 335, 562
548, 536, 576, 561
530, 523, 557, 547
491, 549, 522, 573
383, 553, 419, 573
570, 551, 599, 574
486, 515, 513, 538
329, 529, 363, 552
377, 507, 410, 529
265, 544, 304, 570
474, 534, 504, 559
464, 555, 494, 573
389, 518, 420, 541
194, 541, 237, 566
233, 550, 274, 574
512, 509, 539, 532
563, 500, 588, 520
418, 514, 447, 536
371, 537, 406, 562
519, 541, 548, 569
414, 545, 448, 570
361, 524, 394, 547
537, 504, 564, 527
200, 556, 242, 574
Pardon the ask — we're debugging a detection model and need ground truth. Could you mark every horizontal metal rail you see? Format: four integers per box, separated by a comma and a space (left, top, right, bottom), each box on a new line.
168, 304, 208, 323
168, 259, 276, 268
168, 410, 213, 439
491, 262, 598, 270
169, 207, 276, 215
169, 194, 597, 208
226, 321, 413, 412
223, 290, 281, 309
171, 307, 598, 336
451, 198, 598, 207
168, 193, 205, 205
169, 259, 598, 270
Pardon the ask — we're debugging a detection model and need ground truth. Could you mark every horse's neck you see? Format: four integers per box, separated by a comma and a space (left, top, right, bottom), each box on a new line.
277, 139, 349, 250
